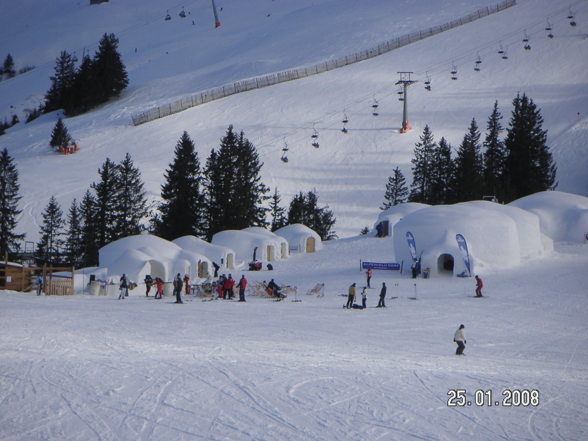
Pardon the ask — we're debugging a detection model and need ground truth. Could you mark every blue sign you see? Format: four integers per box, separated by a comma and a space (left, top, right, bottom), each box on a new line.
455, 234, 471, 277
362, 261, 400, 271
406, 232, 417, 262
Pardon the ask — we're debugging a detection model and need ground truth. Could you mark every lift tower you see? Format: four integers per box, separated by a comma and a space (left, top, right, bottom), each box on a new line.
395, 72, 417, 133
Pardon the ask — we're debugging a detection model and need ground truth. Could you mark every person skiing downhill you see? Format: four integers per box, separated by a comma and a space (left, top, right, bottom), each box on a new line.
346, 283, 356, 308
475, 275, 483, 297
454, 324, 466, 355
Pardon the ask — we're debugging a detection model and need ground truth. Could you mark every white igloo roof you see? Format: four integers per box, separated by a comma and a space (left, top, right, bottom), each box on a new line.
274, 224, 323, 252
172, 235, 235, 266
509, 191, 588, 243
212, 229, 288, 262
99, 234, 183, 266
374, 202, 429, 230
392, 201, 549, 275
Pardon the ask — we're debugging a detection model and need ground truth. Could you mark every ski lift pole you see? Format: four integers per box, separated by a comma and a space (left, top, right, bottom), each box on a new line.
395, 72, 417, 133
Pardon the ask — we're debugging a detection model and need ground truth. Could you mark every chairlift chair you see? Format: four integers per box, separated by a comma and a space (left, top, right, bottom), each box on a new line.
312, 141, 320, 148
165, 11, 172, 21
342, 114, 349, 124
179, 9, 187, 18
341, 126, 348, 134
281, 155, 288, 163
372, 99, 379, 116
568, 9, 576, 26
450, 65, 458, 80
545, 20, 554, 38
424, 73, 432, 90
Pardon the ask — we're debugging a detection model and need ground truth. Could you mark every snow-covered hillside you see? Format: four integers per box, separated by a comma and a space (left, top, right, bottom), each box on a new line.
1, 0, 587, 240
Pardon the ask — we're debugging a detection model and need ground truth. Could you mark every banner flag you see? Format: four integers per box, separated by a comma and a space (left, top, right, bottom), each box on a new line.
455, 234, 471, 276
212, 0, 221, 27
406, 232, 417, 262
361, 261, 400, 271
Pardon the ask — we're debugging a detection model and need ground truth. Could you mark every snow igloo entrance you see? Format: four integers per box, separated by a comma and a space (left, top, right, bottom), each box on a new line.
437, 253, 455, 276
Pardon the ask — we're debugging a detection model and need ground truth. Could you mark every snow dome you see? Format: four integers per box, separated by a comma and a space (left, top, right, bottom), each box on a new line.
509, 191, 588, 243
392, 201, 549, 277
212, 229, 289, 263
173, 235, 237, 270
98, 234, 212, 282
274, 224, 323, 253
373, 203, 429, 237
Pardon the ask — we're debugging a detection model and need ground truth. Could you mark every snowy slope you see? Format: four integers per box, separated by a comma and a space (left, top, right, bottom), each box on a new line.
1, 236, 587, 441
1, 0, 587, 240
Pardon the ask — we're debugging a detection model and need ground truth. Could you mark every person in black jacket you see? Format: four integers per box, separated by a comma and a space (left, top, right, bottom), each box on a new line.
118, 274, 128, 300
377, 282, 387, 307
173, 273, 184, 304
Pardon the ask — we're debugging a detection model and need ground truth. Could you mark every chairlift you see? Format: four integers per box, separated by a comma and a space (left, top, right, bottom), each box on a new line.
342, 113, 349, 124
545, 20, 554, 38
165, 10, 172, 21
312, 141, 320, 148
311, 128, 319, 139
281, 155, 289, 163
424, 73, 432, 91
450, 65, 458, 80
474, 55, 482, 71
498, 45, 508, 60
341, 126, 348, 134
179, 8, 187, 18
568, 9, 577, 26
372, 99, 379, 116
522, 32, 531, 50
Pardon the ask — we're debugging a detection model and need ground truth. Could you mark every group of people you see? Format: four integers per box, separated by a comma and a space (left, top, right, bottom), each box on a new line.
344, 281, 388, 309
215, 274, 247, 302
143, 273, 190, 302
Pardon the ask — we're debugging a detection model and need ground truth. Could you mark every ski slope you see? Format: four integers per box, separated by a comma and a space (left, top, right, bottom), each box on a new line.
1, 0, 587, 240
1, 237, 587, 441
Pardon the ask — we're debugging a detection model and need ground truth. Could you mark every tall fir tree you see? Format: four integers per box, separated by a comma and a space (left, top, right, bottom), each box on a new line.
269, 188, 287, 231
287, 190, 336, 240
0, 149, 24, 258
80, 190, 99, 267
64, 198, 84, 267
113, 153, 148, 239
67, 55, 95, 115
2, 54, 16, 78
155, 132, 206, 240
45, 50, 77, 113
453, 118, 485, 202
381, 166, 409, 209
409, 125, 437, 204
49, 117, 72, 148
483, 101, 507, 202
36, 196, 65, 265
91, 33, 129, 105
431, 137, 455, 204
91, 158, 120, 249
204, 126, 269, 238
503, 93, 557, 201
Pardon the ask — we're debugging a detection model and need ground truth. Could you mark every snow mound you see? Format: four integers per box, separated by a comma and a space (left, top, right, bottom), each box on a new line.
212, 229, 289, 264
392, 201, 549, 276
274, 223, 323, 253
374, 203, 430, 236
509, 191, 588, 243
172, 235, 237, 270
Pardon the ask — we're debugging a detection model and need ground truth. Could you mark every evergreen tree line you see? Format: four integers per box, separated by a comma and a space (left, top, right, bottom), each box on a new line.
381, 93, 557, 209
43, 33, 128, 116
29, 126, 335, 267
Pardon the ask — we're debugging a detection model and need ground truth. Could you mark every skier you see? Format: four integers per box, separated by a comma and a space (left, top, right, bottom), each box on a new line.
346, 283, 356, 308
361, 287, 367, 309
173, 273, 184, 304
118, 274, 128, 300
236, 275, 247, 302
377, 282, 387, 307
366, 267, 372, 288
144, 274, 153, 296
183, 274, 191, 295
454, 324, 466, 355
475, 275, 483, 297
154, 277, 164, 299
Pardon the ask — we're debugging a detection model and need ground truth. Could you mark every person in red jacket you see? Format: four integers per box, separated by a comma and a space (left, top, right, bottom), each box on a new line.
223, 274, 235, 299
237, 275, 247, 302
183, 274, 190, 295
475, 275, 483, 297
154, 277, 164, 299
366, 267, 373, 288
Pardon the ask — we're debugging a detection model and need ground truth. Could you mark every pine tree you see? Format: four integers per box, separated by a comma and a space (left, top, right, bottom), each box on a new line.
503, 93, 557, 201
113, 153, 148, 239
91, 33, 129, 105
453, 118, 485, 202
2, 54, 16, 78
0, 149, 24, 258
49, 118, 72, 148
287, 190, 336, 240
483, 101, 507, 202
45, 51, 77, 113
80, 190, 99, 267
204, 126, 269, 238
91, 158, 120, 248
431, 137, 455, 204
36, 196, 65, 265
155, 132, 206, 240
381, 166, 409, 209
67, 55, 95, 115
64, 198, 84, 267
409, 125, 437, 204
269, 188, 287, 231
